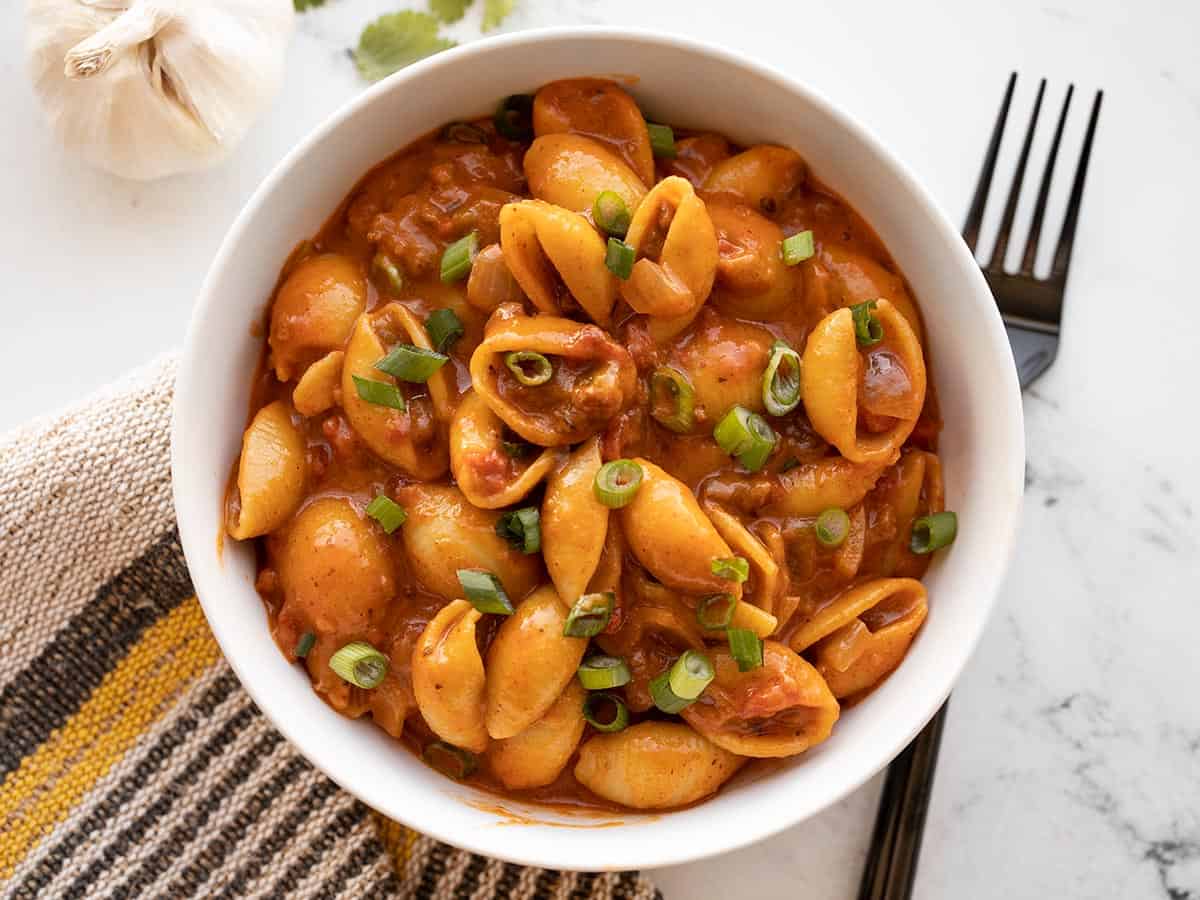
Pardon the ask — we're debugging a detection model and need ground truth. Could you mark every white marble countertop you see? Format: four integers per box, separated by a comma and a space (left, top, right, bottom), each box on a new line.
5, 0, 1199, 896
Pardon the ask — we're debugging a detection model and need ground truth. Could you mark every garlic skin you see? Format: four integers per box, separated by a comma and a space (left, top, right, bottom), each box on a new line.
26, 0, 294, 181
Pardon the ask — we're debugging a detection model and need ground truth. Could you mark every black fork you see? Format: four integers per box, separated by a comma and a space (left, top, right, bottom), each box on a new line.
857, 74, 1102, 900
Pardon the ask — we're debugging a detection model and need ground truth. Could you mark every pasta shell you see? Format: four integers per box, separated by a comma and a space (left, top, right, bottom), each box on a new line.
708, 202, 801, 318
292, 350, 343, 417
574, 722, 745, 809
681, 641, 839, 757
790, 577, 928, 653
412, 599, 488, 752
524, 134, 647, 215
702, 145, 806, 214
811, 590, 928, 699
533, 78, 655, 186
269, 254, 366, 381
764, 455, 895, 518
227, 400, 306, 540
541, 437, 608, 607
485, 585, 588, 739
450, 390, 564, 509
468, 305, 636, 446
499, 199, 617, 326
488, 680, 586, 790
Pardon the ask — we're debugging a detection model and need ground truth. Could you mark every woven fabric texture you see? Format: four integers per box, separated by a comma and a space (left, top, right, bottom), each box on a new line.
0, 354, 661, 900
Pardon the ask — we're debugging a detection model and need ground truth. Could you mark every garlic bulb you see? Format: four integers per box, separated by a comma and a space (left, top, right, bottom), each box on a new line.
26, 0, 294, 181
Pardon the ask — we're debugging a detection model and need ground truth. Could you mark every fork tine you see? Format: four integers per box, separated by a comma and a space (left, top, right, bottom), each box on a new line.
1051, 89, 1103, 280
1019, 85, 1074, 274
962, 72, 1017, 252
987, 79, 1046, 271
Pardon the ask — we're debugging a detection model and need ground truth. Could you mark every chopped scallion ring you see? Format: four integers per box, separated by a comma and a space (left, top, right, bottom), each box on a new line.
365, 494, 407, 534
781, 230, 815, 266
649, 366, 696, 433
696, 593, 738, 630
456, 569, 514, 615
295, 631, 315, 659
495, 506, 541, 554
910, 511, 958, 554
563, 592, 614, 638
711, 556, 749, 583
713, 405, 777, 472
329, 641, 389, 689
423, 741, 478, 780
605, 238, 635, 279
646, 122, 677, 158
504, 350, 553, 386
577, 654, 631, 690
425, 308, 464, 353
583, 693, 629, 733
649, 670, 691, 714
668, 650, 714, 700
727, 628, 764, 671
850, 300, 884, 346
814, 507, 851, 548
440, 231, 479, 283
593, 459, 643, 508
493, 94, 534, 141
371, 252, 404, 293
352, 375, 405, 411
593, 191, 632, 237
374, 344, 448, 383
762, 340, 802, 416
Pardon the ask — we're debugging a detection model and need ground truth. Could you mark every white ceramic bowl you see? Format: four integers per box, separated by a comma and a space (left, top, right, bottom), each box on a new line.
172, 27, 1024, 872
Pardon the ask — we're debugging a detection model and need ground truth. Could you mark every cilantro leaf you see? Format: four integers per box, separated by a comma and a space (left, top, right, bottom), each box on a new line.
430, 0, 473, 23
482, 0, 515, 31
294, 0, 326, 10
354, 12, 457, 83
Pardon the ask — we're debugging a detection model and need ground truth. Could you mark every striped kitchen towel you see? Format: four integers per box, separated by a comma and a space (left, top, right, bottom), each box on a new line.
0, 354, 660, 900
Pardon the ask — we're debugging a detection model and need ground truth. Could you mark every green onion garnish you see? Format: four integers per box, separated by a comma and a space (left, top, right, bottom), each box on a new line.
374, 344, 449, 383
780, 230, 815, 266
649, 366, 695, 433
583, 693, 629, 733
593, 459, 644, 508
425, 308, 464, 353
850, 300, 884, 346
423, 741, 479, 779
329, 641, 389, 689
493, 94, 534, 141
711, 556, 749, 583
814, 507, 851, 548
352, 375, 405, 411
440, 231, 479, 283
646, 122, 676, 158
442, 121, 488, 144
605, 238, 635, 280
495, 506, 541, 554
762, 340, 802, 417
577, 654, 631, 690
456, 569, 514, 615
563, 592, 614, 638
696, 593, 738, 630
727, 628, 764, 672
650, 651, 715, 714
372, 252, 404, 293
713, 405, 777, 472
365, 494, 407, 534
649, 670, 691, 714
910, 511, 958, 554
503, 350, 553, 386
295, 631, 315, 659
593, 191, 632, 237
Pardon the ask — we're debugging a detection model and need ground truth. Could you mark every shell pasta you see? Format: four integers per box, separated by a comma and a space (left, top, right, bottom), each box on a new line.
226, 78, 954, 812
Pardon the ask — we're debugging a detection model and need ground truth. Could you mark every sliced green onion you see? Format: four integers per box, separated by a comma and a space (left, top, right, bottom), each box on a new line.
727, 628, 764, 672
352, 375, 405, 411
371, 252, 404, 293
329, 641, 389, 689
295, 631, 315, 659
423, 741, 478, 779
781, 230, 815, 266
365, 494, 407, 534
605, 238, 635, 280
697, 593, 738, 630
425, 308, 464, 353
850, 300, 884, 346
563, 592, 614, 638
456, 569, 514, 615
493, 94, 534, 141
668, 650, 714, 700
504, 350, 553, 386
649, 366, 695, 433
500, 438, 533, 458
583, 693, 629, 733
814, 507, 851, 548
649, 670, 691, 714
593, 459, 643, 508
442, 121, 488, 144
713, 405, 777, 472
495, 506, 541, 554
646, 122, 676, 158
440, 231, 479, 283
374, 344, 448, 382
910, 511, 958, 554
762, 340, 802, 416
711, 556, 749, 583
593, 191, 632, 237
577, 654, 631, 690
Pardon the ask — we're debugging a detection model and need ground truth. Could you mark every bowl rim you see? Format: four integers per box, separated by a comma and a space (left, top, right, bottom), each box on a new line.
172, 24, 1025, 871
